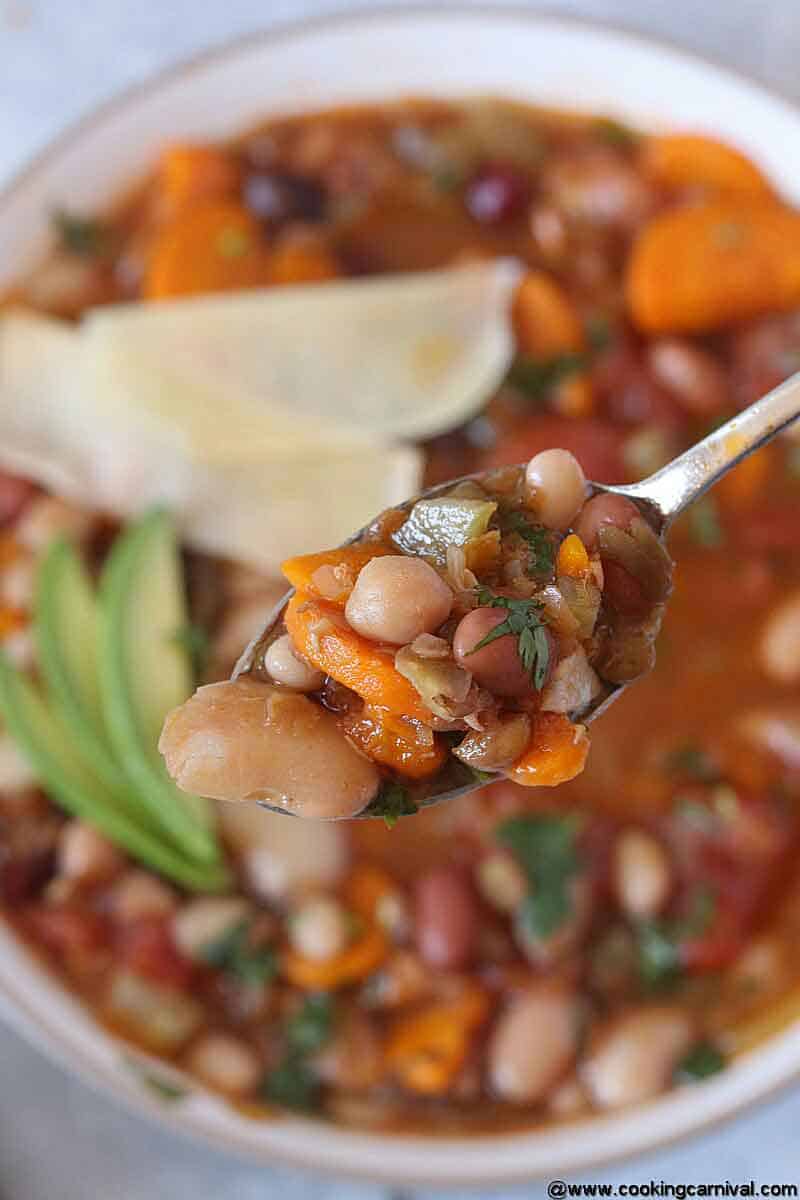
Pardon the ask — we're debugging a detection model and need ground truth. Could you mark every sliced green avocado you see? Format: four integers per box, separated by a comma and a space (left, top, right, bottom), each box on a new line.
392, 497, 497, 565
0, 652, 229, 892
98, 510, 218, 865
34, 539, 153, 816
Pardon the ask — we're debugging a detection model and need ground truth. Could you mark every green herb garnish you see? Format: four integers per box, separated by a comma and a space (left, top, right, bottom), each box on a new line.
688, 496, 724, 548
504, 512, 556, 577
124, 1055, 189, 1102
507, 351, 588, 402
170, 622, 210, 683
496, 814, 580, 939
471, 588, 551, 690
262, 994, 335, 1113
585, 314, 613, 352
287, 993, 335, 1053
676, 1040, 726, 1082
53, 209, 110, 258
636, 886, 717, 988
363, 780, 418, 828
201, 921, 277, 985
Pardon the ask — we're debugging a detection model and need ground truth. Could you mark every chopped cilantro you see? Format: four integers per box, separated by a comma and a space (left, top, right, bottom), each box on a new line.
496, 814, 580, 939
676, 1040, 726, 1082
53, 209, 110, 258
636, 886, 717, 988
200, 921, 277, 985
688, 497, 724, 548
262, 1055, 322, 1112
287, 993, 335, 1054
507, 351, 588, 402
471, 588, 551, 690
170, 622, 210, 683
504, 511, 556, 577
663, 743, 719, 783
124, 1056, 188, 1102
262, 993, 336, 1113
363, 780, 418, 828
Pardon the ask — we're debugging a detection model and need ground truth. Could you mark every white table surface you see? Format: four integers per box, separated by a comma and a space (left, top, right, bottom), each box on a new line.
1, 1, 799, 1195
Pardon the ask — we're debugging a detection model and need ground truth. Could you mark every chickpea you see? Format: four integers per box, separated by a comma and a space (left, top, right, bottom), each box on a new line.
160, 678, 380, 819
57, 820, 123, 884
413, 866, 479, 970
574, 493, 640, 551
172, 897, 251, 960
612, 829, 671, 920
263, 633, 324, 692
581, 1006, 694, 1110
187, 1033, 260, 1097
289, 895, 351, 961
453, 608, 543, 697
488, 982, 579, 1104
344, 555, 453, 645
525, 449, 587, 532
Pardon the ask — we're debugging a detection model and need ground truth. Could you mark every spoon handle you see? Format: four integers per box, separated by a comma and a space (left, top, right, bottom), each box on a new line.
613, 369, 800, 527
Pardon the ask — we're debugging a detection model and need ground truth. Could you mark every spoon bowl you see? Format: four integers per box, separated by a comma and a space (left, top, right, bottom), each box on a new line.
234, 369, 800, 816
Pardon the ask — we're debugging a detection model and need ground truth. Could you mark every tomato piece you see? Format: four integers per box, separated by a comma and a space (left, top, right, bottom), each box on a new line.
118, 917, 195, 989
482, 415, 628, 484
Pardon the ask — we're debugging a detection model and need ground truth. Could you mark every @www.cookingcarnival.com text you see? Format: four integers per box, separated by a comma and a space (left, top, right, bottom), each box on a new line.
546, 1182, 798, 1199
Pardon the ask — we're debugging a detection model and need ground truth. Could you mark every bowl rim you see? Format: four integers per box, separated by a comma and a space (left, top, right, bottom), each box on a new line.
3, 4, 800, 1184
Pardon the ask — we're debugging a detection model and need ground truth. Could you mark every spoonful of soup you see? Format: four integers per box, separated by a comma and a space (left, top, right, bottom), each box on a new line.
160, 371, 800, 822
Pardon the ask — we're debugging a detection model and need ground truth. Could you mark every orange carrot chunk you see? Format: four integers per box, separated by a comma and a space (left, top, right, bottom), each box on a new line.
556, 533, 590, 578
627, 200, 800, 334
283, 924, 388, 991
385, 985, 490, 1095
281, 544, 393, 606
155, 144, 241, 217
284, 591, 433, 724
342, 706, 447, 779
642, 134, 772, 198
509, 712, 589, 787
144, 201, 270, 300
512, 270, 593, 417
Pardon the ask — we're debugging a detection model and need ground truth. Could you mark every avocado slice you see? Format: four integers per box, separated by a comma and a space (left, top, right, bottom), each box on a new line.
392, 497, 497, 565
0, 651, 229, 892
98, 510, 218, 865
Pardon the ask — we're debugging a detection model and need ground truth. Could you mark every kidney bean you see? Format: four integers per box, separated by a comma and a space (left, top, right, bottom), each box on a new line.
0, 848, 55, 906
574, 493, 640, 551
464, 161, 530, 224
453, 608, 538, 698
413, 865, 479, 970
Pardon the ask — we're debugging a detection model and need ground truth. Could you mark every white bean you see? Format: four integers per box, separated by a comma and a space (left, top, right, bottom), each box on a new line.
345, 556, 453, 645
263, 633, 324, 692
186, 1033, 260, 1096
109, 870, 177, 922
581, 1006, 694, 1110
172, 897, 251, 960
760, 589, 800, 684
488, 982, 579, 1104
58, 820, 123, 884
219, 802, 349, 903
612, 829, 671, 920
525, 449, 587, 532
160, 678, 380, 819
476, 852, 528, 913
289, 895, 350, 961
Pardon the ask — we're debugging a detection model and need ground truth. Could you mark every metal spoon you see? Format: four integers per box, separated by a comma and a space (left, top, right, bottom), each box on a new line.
235, 370, 800, 815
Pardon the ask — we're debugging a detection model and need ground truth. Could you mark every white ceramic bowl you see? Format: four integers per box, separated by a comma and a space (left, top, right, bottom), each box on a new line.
2, 8, 800, 1185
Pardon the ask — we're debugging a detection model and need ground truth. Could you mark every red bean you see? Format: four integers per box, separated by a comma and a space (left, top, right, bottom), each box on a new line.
602, 560, 648, 617
574, 493, 640, 551
464, 161, 530, 225
453, 608, 533, 698
413, 866, 479, 970
0, 473, 35, 527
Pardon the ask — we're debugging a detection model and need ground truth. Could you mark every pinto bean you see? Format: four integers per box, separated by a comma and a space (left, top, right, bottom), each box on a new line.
581, 1006, 694, 1110
414, 865, 479, 970
488, 981, 580, 1104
